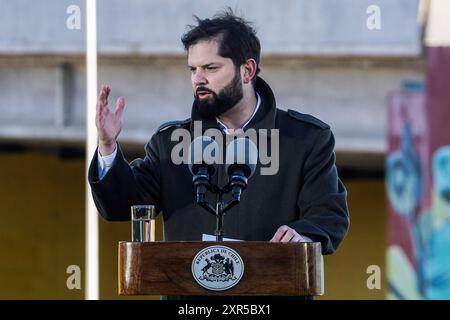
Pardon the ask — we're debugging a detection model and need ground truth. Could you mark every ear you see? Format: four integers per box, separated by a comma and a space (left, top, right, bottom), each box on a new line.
242, 59, 257, 84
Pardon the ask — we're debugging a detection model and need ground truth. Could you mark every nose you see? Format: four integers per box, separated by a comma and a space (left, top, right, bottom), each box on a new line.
192, 70, 207, 87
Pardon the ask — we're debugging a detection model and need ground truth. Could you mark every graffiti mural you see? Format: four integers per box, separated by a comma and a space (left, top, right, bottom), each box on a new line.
387, 91, 450, 299
422, 146, 450, 298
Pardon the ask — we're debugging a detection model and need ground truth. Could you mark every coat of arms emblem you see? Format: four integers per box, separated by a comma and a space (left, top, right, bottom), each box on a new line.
192, 245, 244, 291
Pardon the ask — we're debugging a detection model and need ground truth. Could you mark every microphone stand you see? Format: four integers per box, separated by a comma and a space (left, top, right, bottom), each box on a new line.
196, 183, 241, 242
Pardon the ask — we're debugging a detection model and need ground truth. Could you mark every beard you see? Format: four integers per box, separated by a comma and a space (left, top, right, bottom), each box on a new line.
194, 69, 243, 119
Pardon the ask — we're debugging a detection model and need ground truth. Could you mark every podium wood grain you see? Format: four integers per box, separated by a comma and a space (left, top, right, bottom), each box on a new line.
118, 241, 323, 296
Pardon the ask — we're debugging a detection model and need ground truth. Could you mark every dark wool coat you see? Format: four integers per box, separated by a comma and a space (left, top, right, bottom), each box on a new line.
88, 77, 350, 255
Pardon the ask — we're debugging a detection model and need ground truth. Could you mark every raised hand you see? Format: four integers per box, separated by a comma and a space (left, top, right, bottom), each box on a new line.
95, 85, 125, 156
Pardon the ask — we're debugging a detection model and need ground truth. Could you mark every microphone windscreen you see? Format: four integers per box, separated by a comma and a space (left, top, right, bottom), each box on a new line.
225, 137, 258, 178
188, 136, 219, 175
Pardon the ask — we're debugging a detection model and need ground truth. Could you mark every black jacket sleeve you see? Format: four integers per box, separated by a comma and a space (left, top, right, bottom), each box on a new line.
288, 128, 350, 254
88, 135, 162, 221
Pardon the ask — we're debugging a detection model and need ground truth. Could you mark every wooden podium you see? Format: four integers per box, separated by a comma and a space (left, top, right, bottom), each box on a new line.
118, 241, 324, 296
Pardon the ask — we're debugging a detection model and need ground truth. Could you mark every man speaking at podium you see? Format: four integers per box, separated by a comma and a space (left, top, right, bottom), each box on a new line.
88, 10, 349, 259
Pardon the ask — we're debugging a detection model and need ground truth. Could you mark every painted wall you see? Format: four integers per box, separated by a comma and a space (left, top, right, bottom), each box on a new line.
386, 48, 450, 300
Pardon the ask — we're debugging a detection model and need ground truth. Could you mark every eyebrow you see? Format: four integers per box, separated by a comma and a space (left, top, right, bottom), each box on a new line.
187, 63, 222, 69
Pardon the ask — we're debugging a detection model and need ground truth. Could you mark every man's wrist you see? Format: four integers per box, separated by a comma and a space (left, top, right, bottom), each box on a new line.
98, 141, 116, 156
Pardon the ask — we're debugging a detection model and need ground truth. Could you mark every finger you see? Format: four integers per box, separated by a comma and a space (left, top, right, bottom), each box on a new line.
291, 235, 303, 243
270, 231, 282, 242
96, 108, 104, 127
97, 86, 111, 113
97, 101, 105, 120
105, 85, 110, 105
95, 113, 100, 128
99, 85, 110, 105
96, 100, 102, 116
96, 103, 104, 128
98, 85, 106, 98
97, 87, 106, 111
270, 225, 290, 242
280, 229, 296, 243
271, 225, 290, 242
97, 100, 109, 126
98, 85, 108, 100
114, 96, 125, 118
269, 229, 284, 242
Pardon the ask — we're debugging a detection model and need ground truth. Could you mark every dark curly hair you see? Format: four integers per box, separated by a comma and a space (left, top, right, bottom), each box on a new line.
181, 8, 261, 85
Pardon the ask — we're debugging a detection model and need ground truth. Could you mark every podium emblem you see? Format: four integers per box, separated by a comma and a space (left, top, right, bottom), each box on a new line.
192, 245, 244, 291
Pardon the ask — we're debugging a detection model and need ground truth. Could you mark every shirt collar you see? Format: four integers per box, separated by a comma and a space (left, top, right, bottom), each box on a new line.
216, 93, 261, 134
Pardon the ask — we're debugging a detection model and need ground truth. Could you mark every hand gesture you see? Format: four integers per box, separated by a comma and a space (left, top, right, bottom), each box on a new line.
95, 85, 125, 155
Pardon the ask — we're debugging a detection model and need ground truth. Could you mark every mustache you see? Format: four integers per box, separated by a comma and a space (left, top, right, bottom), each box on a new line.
196, 87, 215, 95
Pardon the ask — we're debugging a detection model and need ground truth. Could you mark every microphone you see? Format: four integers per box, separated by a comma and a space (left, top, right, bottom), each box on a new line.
225, 137, 258, 201
188, 136, 219, 203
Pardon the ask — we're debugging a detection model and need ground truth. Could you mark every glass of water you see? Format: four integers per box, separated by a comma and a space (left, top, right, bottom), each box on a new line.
131, 205, 156, 242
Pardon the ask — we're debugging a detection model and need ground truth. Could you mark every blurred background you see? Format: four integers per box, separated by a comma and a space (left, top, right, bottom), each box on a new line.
0, 0, 449, 299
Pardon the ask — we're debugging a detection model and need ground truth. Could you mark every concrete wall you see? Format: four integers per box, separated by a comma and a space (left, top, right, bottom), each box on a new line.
0, 0, 421, 55
0, 0, 424, 155
0, 56, 424, 153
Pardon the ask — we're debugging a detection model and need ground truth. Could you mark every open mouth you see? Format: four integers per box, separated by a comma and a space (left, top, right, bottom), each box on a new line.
197, 91, 212, 99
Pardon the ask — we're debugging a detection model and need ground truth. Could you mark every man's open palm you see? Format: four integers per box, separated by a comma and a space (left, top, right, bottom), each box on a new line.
96, 85, 125, 155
